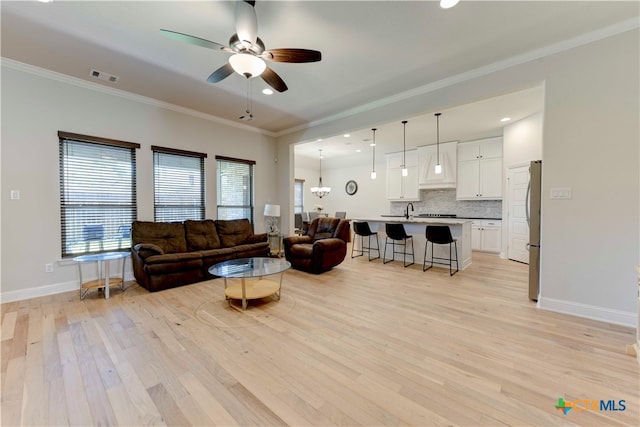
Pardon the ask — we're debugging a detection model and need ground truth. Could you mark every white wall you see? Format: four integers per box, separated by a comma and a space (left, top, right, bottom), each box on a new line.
1, 63, 277, 302
503, 112, 544, 167
278, 29, 639, 327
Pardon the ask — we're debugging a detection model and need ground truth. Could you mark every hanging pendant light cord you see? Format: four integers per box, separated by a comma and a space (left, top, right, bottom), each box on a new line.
372, 128, 376, 172
402, 120, 407, 167
436, 113, 440, 163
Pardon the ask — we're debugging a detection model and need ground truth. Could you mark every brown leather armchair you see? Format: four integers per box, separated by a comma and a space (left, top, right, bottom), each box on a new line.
284, 217, 351, 274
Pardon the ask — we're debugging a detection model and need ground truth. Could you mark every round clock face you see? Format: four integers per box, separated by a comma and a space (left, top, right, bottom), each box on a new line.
345, 180, 358, 195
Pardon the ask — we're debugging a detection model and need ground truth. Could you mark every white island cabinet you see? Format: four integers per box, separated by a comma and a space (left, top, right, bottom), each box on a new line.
386, 151, 419, 201
351, 216, 472, 270
456, 137, 503, 200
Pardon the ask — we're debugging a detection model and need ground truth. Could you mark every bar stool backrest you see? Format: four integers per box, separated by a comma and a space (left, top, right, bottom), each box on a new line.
425, 225, 454, 244
385, 223, 409, 240
353, 221, 373, 236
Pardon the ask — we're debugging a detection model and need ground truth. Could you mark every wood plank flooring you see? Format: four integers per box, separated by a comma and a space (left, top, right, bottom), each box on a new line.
2, 251, 638, 426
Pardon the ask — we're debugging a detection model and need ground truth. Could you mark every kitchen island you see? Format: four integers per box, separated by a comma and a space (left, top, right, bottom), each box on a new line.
351, 216, 472, 270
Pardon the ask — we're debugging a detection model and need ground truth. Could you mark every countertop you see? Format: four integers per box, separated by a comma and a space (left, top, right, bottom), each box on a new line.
457, 217, 502, 221
353, 216, 472, 225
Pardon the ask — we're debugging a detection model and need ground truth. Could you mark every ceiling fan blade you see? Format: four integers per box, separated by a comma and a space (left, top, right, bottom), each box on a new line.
261, 67, 288, 92
160, 29, 231, 52
263, 48, 322, 63
207, 63, 234, 83
235, 0, 258, 45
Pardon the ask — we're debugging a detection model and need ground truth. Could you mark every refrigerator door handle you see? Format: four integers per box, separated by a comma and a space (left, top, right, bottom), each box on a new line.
525, 170, 531, 227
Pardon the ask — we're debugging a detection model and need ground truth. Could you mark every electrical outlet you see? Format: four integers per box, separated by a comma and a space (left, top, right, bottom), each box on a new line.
45, 263, 53, 273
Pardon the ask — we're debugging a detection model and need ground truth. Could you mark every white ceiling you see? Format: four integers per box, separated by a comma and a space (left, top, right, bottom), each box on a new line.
2, 1, 638, 159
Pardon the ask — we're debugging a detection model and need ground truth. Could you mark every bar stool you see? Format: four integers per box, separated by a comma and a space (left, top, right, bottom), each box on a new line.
383, 223, 414, 267
351, 221, 380, 261
423, 225, 458, 276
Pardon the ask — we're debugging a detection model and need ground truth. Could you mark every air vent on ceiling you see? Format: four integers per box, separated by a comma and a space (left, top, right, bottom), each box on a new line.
90, 69, 119, 84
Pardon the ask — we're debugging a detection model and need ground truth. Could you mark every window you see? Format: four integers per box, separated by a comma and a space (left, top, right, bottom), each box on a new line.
152, 146, 206, 222
216, 156, 255, 223
294, 179, 305, 213
59, 131, 139, 257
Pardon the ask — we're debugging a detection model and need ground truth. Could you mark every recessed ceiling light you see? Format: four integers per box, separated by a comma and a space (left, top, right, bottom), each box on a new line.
316, 138, 323, 142
343, 134, 351, 138
355, 149, 362, 153
500, 117, 511, 122
370, 143, 376, 147
440, 0, 460, 9
262, 88, 273, 95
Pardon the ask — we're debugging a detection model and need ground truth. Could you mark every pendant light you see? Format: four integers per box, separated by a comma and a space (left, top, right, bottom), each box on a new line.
401, 120, 408, 176
310, 149, 331, 198
434, 113, 442, 174
370, 128, 377, 180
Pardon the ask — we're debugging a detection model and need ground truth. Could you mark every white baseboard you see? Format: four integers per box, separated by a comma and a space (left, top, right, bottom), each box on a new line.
0, 273, 136, 303
539, 296, 637, 328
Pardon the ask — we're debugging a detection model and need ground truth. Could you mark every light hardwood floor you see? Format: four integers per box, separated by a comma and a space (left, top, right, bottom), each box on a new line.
1, 250, 638, 426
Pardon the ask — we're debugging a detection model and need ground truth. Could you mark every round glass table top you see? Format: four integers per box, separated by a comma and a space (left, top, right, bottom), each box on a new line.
73, 251, 130, 262
209, 257, 291, 279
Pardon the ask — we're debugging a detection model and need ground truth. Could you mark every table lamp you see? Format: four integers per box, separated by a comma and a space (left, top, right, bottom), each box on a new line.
264, 204, 281, 235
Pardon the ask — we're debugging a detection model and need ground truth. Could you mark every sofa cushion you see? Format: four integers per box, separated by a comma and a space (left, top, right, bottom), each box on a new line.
132, 221, 187, 254
184, 220, 221, 251
215, 219, 252, 247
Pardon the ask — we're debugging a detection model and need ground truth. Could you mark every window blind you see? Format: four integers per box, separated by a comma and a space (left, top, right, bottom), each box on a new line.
58, 132, 139, 257
216, 156, 255, 223
152, 146, 206, 222
294, 179, 305, 213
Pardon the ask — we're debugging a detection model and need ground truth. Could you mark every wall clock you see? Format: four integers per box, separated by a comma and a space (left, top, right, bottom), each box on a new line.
345, 180, 358, 195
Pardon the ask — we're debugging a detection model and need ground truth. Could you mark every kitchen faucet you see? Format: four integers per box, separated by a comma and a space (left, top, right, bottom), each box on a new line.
405, 202, 414, 219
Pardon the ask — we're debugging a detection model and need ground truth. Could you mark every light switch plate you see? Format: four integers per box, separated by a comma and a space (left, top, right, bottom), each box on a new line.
10, 190, 20, 200
550, 187, 572, 199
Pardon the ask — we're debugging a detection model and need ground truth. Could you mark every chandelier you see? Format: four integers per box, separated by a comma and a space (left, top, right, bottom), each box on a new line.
310, 149, 331, 198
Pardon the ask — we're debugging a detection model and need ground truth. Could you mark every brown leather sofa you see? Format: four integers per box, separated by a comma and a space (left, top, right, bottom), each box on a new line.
131, 219, 269, 292
283, 217, 350, 274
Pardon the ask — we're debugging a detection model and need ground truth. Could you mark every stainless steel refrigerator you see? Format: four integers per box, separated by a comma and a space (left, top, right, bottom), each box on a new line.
526, 160, 542, 301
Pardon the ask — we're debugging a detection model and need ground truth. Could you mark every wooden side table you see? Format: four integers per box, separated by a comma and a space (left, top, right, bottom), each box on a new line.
74, 252, 129, 299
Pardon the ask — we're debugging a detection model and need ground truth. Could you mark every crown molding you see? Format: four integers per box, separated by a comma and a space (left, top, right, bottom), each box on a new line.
1, 58, 277, 138
275, 17, 640, 138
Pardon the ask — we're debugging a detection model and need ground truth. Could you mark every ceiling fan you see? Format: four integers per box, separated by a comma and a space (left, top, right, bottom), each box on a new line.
160, 0, 321, 93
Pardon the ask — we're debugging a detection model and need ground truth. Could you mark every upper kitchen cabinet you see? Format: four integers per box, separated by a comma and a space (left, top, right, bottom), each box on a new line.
456, 137, 503, 200
418, 141, 457, 189
386, 151, 419, 201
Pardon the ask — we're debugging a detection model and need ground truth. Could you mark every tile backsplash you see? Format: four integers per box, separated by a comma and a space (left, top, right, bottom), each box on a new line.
390, 189, 502, 219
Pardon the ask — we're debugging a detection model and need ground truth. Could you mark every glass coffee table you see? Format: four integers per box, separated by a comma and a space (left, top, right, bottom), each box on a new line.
209, 257, 291, 310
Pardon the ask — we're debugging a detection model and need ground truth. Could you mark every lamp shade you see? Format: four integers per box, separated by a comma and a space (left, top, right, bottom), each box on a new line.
264, 204, 280, 217
229, 53, 266, 78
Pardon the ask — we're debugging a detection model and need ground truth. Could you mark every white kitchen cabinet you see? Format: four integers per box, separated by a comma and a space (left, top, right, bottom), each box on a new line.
471, 220, 502, 253
417, 141, 457, 189
386, 151, 419, 201
456, 138, 503, 200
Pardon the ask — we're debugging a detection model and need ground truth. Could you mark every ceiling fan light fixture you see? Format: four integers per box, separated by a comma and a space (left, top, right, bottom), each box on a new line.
229, 53, 266, 78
